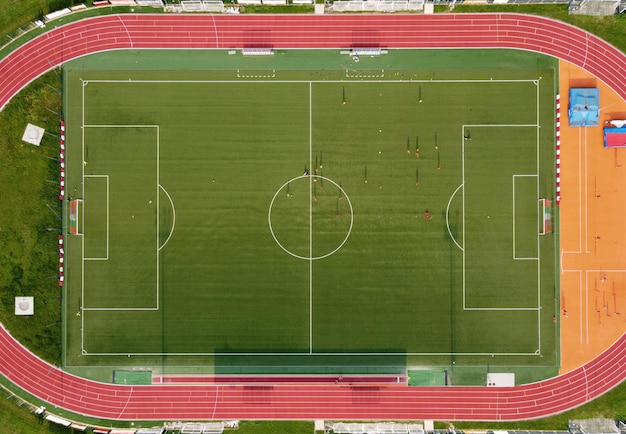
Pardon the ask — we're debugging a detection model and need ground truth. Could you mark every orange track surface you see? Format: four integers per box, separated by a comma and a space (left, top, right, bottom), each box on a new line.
559, 60, 626, 373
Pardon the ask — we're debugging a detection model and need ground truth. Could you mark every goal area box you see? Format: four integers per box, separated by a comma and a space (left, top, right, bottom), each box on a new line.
539, 198, 552, 235
69, 199, 82, 235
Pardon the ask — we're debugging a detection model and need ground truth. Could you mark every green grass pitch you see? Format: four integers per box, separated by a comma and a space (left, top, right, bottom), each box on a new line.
62, 50, 558, 382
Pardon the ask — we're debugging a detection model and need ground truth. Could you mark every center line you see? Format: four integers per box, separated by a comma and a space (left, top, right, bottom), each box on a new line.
309, 81, 313, 354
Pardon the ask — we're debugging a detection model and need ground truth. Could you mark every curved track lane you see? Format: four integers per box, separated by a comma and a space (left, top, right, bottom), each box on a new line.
0, 13, 625, 421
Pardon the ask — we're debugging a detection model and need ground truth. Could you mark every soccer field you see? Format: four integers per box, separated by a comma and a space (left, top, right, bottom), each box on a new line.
62, 49, 559, 382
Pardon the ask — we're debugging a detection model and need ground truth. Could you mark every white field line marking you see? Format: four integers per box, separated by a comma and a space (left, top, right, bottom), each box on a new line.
79, 350, 541, 357
462, 126, 467, 310
535, 77, 541, 354
76, 79, 546, 358
446, 183, 464, 252
117, 385, 133, 420
465, 307, 540, 311
236, 69, 276, 78
585, 126, 590, 253
83, 124, 159, 128
80, 79, 86, 354
582, 33, 589, 70
578, 126, 583, 253
211, 385, 220, 419
158, 184, 176, 252
84, 78, 540, 84
511, 175, 517, 260
345, 69, 385, 78
583, 364, 590, 402
156, 126, 160, 311
210, 14, 219, 49
462, 120, 542, 353
83, 307, 158, 311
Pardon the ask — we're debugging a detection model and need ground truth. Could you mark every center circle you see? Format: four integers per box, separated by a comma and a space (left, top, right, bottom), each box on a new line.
268, 175, 353, 260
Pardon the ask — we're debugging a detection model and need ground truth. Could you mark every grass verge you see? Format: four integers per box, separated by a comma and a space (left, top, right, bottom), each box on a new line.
0, 70, 62, 365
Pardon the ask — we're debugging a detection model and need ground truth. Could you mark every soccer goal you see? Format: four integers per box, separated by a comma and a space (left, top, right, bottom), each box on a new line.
539, 198, 552, 235
69, 199, 83, 235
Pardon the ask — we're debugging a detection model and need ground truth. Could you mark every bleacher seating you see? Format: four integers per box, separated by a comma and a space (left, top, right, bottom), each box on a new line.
180, 422, 224, 434
352, 48, 382, 55
332, 0, 424, 11
242, 47, 274, 55
180, 0, 224, 11
570, 0, 619, 15
135, 0, 164, 5
331, 422, 421, 434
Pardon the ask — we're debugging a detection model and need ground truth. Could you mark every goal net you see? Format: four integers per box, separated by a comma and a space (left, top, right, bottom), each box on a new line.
539, 198, 552, 235
69, 199, 82, 235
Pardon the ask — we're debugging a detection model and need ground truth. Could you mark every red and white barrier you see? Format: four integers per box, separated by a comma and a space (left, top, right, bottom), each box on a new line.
555, 94, 561, 206
58, 235, 64, 286
59, 120, 65, 201
59, 120, 65, 286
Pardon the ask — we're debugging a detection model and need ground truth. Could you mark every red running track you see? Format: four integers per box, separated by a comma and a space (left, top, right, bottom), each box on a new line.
0, 13, 625, 420
3, 14, 626, 109
0, 323, 624, 420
